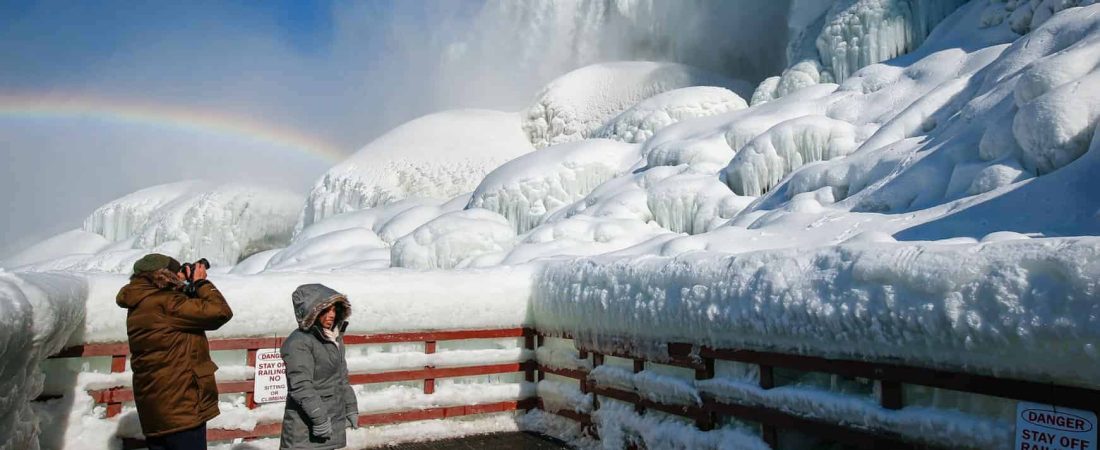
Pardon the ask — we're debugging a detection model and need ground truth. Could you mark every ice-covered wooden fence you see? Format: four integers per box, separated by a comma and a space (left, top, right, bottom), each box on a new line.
41, 327, 1100, 449
531, 331, 1100, 450
45, 328, 539, 449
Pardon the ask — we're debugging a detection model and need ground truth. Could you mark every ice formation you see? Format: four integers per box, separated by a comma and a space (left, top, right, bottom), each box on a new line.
724, 115, 858, 196
593, 86, 747, 143
301, 110, 534, 227
468, 139, 642, 234
816, 0, 970, 82
390, 209, 516, 270
522, 62, 753, 148
9, 1, 1100, 449
6, 182, 301, 271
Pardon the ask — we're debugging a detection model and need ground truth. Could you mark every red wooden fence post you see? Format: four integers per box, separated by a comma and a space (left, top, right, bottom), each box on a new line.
106, 353, 126, 418
246, 348, 258, 409
524, 332, 537, 383
695, 356, 716, 431
424, 341, 437, 395
633, 359, 646, 414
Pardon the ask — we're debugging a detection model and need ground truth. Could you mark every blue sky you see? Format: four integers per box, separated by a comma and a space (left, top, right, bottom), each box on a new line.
0, 0, 481, 256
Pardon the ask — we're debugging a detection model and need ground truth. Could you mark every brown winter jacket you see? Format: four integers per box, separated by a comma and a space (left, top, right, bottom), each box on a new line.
116, 269, 234, 437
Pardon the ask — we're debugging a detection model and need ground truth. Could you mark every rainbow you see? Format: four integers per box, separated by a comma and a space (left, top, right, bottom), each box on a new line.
0, 93, 346, 162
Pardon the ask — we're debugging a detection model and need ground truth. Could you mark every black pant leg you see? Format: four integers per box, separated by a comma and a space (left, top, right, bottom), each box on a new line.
145, 423, 207, 450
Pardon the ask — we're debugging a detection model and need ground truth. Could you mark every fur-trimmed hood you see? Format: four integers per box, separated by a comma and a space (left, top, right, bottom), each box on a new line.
116, 269, 185, 309
291, 283, 351, 331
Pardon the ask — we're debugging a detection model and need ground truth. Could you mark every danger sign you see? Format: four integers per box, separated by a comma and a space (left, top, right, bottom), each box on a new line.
253, 348, 287, 404
1016, 402, 1096, 450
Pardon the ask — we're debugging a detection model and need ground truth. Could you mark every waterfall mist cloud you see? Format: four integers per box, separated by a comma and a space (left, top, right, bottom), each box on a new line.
0, 0, 794, 257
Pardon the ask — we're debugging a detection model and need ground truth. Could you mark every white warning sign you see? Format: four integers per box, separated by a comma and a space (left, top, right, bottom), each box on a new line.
1016, 402, 1096, 450
253, 348, 287, 404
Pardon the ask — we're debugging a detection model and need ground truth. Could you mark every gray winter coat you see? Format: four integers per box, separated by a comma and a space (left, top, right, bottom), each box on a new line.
279, 284, 357, 450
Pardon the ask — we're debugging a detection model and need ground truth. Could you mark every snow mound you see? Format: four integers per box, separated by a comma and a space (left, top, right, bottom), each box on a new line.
750, 60, 834, 105
82, 181, 205, 242
1011, 28, 1100, 173
302, 110, 534, 227
130, 183, 303, 267
646, 172, 752, 235
15, 182, 301, 271
724, 115, 859, 196
390, 209, 516, 270
468, 139, 643, 234
522, 62, 753, 149
593, 86, 747, 143
981, 0, 1098, 34
0, 230, 109, 269
263, 228, 390, 272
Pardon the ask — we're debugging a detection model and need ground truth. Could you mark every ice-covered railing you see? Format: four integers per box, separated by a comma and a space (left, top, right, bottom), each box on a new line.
43, 328, 539, 448
528, 332, 1100, 450
18, 269, 538, 449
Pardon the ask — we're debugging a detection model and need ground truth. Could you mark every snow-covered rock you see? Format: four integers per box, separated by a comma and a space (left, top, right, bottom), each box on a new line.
390, 209, 516, 270
522, 62, 753, 149
593, 86, 748, 143
82, 181, 205, 242
301, 110, 534, 227
468, 139, 643, 234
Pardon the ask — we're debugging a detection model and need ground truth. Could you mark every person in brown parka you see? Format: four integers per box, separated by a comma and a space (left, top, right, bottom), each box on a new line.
116, 253, 233, 450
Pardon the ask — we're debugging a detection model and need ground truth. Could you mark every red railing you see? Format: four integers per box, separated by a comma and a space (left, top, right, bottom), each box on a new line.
47, 328, 538, 449
531, 332, 1100, 450
42, 327, 1100, 449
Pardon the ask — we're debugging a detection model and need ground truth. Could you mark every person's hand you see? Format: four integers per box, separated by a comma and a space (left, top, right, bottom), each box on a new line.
311, 418, 332, 440
346, 413, 359, 430
191, 263, 208, 281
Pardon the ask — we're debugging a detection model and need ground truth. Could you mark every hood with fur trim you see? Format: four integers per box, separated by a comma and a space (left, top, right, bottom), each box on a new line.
291, 283, 351, 331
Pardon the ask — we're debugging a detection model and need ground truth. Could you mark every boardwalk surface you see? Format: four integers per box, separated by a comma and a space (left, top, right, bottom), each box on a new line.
384, 432, 570, 449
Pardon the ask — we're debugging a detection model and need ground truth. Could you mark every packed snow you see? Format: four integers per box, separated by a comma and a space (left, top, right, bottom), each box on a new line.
7, 1, 1100, 449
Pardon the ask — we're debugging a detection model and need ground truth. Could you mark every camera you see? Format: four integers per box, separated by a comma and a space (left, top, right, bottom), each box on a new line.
180, 258, 211, 282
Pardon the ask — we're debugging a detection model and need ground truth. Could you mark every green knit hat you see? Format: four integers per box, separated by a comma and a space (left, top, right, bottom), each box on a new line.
133, 253, 182, 274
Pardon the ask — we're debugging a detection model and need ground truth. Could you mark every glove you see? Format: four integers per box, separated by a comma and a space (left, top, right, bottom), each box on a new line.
346, 413, 359, 430
311, 417, 332, 440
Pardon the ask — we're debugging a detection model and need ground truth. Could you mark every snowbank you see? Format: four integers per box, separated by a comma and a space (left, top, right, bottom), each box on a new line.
301, 110, 534, 227
522, 62, 753, 149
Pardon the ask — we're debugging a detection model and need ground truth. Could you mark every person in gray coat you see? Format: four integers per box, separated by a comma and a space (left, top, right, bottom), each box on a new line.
279, 284, 358, 450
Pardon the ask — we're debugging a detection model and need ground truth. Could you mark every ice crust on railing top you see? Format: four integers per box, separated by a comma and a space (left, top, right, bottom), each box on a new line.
533, 237, 1100, 390
66, 268, 535, 345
